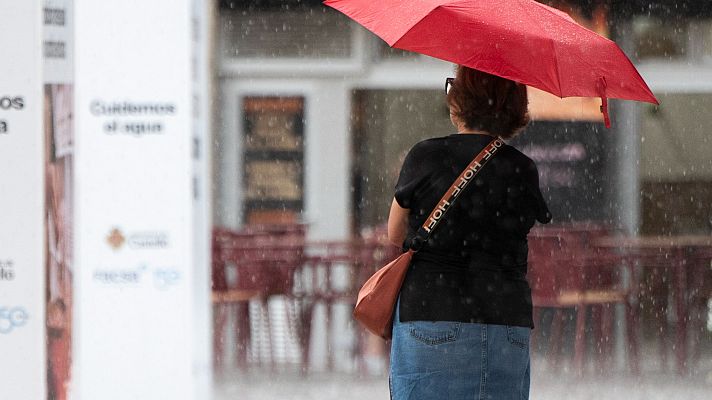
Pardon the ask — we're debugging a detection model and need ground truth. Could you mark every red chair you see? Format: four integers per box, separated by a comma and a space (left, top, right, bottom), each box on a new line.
528, 225, 638, 375
295, 238, 398, 373
295, 241, 356, 371
212, 225, 306, 370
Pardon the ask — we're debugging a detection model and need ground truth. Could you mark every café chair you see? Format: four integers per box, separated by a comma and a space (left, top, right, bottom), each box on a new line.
211, 226, 305, 371
528, 226, 638, 376
295, 237, 397, 374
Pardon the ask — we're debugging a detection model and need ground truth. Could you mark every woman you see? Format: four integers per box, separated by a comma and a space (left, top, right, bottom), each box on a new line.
387, 65, 551, 400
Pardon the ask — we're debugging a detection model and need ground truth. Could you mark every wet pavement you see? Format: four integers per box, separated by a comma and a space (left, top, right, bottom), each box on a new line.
214, 360, 712, 400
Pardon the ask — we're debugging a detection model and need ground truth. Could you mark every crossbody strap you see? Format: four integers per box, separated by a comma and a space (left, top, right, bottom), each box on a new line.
409, 136, 505, 251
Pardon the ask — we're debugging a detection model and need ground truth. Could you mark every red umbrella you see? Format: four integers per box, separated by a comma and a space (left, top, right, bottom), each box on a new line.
325, 0, 659, 127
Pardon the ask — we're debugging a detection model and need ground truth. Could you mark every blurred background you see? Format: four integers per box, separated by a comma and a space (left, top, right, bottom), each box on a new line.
210, 1, 712, 399
2, 0, 712, 399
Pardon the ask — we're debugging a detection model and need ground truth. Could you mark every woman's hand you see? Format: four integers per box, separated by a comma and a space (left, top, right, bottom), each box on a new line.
387, 198, 409, 247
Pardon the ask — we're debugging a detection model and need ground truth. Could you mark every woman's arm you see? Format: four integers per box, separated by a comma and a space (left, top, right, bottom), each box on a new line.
387, 198, 409, 247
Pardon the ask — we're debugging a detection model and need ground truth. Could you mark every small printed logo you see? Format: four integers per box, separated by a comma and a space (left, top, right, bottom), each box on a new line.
93, 265, 148, 285
93, 265, 181, 290
107, 228, 169, 251
128, 232, 169, 250
106, 227, 126, 250
153, 268, 181, 290
0, 306, 29, 335
0, 259, 15, 281
43, 41, 66, 59
44, 8, 66, 26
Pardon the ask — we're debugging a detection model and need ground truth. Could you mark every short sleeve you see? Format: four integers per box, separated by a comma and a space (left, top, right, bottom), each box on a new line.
394, 143, 427, 209
525, 159, 552, 224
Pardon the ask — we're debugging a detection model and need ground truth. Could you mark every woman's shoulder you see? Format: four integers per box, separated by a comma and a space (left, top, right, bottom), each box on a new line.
502, 142, 537, 167
404, 135, 452, 158
412, 134, 452, 148
498, 143, 541, 182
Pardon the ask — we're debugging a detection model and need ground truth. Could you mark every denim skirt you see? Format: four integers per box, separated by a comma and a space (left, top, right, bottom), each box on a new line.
389, 301, 531, 400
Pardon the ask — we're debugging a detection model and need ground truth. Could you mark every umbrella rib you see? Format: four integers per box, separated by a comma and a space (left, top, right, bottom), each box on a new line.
391, 4, 443, 51
549, 37, 564, 98
516, 0, 563, 96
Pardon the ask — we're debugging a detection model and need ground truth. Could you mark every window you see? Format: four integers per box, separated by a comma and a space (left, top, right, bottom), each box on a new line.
633, 17, 712, 62
220, 7, 352, 59
242, 96, 305, 224
633, 17, 688, 60
639, 93, 712, 235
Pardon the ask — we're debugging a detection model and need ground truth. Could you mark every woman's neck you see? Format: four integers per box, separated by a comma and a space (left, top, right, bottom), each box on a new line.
457, 128, 494, 136
451, 116, 494, 136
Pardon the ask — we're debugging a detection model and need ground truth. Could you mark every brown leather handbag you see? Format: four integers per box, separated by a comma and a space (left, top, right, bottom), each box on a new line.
353, 137, 504, 339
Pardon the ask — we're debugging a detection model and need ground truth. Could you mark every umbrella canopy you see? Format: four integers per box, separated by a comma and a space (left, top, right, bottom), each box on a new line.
325, 0, 659, 127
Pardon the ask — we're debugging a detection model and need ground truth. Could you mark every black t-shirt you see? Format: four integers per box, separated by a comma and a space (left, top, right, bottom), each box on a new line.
394, 133, 551, 328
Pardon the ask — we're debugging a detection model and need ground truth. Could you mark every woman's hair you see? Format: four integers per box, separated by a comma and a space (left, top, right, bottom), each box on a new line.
446, 65, 530, 139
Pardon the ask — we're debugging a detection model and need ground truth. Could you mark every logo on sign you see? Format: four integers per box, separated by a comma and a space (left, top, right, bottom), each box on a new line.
0, 259, 15, 281
44, 41, 66, 59
93, 265, 181, 290
106, 227, 126, 250
153, 268, 181, 290
129, 232, 169, 250
93, 265, 147, 285
0, 306, 29, 334
106, 227, 169, 251
44, 8, 66, 26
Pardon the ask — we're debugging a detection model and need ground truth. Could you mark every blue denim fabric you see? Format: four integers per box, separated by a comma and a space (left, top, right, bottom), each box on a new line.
389, 300, 531, 400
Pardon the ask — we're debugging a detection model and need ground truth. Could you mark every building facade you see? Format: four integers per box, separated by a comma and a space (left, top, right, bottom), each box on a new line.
214, 0, 712, 240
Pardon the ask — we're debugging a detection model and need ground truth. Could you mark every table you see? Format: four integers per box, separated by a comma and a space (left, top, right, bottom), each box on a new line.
593, 235, 712, 375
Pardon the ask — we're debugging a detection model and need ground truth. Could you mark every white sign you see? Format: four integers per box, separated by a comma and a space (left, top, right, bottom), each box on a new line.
0, 1, 46, 400
73, 1, 210, 399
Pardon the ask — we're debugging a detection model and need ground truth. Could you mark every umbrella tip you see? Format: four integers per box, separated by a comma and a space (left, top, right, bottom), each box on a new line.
596, 77, 611, 128
600, 99, 611, 129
